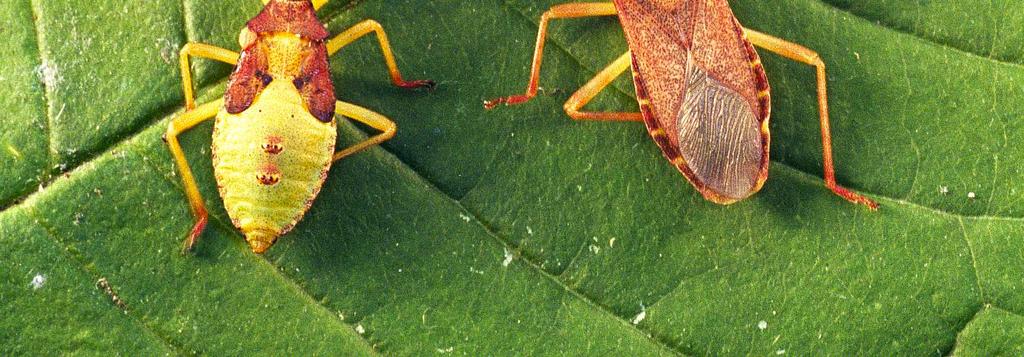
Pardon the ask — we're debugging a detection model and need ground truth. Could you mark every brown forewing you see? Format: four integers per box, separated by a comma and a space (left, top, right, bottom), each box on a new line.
225, 42, 271, 114
225, 38, 335, 121
614, 0, 771, 202
293, 43, 335, 122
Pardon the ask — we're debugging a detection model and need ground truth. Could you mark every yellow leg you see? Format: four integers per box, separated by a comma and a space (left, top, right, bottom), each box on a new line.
484, 3, 619, 109
164, 99, 223, 252
179, 43, 238, 110
331, 100, 397, 162
261, 0, 327, 10
743, 27, 878, 210
326, 19, 435, 89
563, 51, 642, 121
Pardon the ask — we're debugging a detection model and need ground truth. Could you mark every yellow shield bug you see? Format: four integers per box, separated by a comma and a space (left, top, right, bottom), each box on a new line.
485, 1, 878, 210
165, 0, 434, 254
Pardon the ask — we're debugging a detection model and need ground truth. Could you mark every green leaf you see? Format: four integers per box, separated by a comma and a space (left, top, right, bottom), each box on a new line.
950, 305, 1024, 356
1, 0, 1021, 355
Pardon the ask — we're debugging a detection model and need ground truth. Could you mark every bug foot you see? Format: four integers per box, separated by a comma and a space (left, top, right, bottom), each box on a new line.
483, 94, 532, 110
830, 185, 879, 211
397, 79, 436, 90
181, 214, 208, 254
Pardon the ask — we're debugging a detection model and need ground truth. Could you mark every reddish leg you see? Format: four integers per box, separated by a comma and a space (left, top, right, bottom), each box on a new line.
744, 27, 878, 210
326, 20, 435, 90
562, 51, 642, 121
484, 3, 619, 109
164, 100, 223, 253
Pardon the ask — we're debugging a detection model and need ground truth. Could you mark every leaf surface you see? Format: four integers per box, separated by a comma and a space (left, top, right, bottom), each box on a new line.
1, 0, 1021, 355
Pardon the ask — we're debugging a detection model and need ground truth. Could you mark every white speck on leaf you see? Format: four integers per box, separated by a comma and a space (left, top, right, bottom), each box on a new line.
36, 60, 61, 88
31, 274, 46, 290
502, 248, 514, 267
157, 38, 177, 64
355, 324, 365, 334
631, 304, 646, 325
968, 192, 976, 199
758, 320, 768, 330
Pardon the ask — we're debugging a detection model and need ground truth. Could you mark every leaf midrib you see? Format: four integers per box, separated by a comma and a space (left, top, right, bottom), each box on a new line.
28, 0, 56, 193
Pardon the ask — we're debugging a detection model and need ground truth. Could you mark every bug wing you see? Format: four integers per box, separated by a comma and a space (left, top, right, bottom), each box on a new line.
615, 0, 771, 203
225, 42, 271, 115
294, 43, 335, 122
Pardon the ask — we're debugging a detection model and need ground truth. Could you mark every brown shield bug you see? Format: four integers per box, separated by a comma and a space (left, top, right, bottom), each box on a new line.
485, 1, 878, 210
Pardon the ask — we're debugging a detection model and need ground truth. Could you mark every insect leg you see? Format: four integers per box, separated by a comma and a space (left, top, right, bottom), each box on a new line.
179, 43, 238, 110
563, 51, 642, 121
331, 100, 397, 162
743, 27, 879, 210
164, 99, 224, 253
483, 3, 619, 109
326, 20, 435, 90
261, 0, 328, 10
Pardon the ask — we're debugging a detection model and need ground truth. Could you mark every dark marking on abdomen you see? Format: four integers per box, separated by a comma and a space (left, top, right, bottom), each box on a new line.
257, 164, 282, 186
262, 136, 284, 155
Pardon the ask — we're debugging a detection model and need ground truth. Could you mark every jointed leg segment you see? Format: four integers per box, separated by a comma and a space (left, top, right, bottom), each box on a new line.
331, 100, 397, 162
179, 43, 239, 110
326, 20, 435, 89
164, 99, 223, 252
563, 51, 642, 121
743, 27, 878, 210
484, 3, 619, 109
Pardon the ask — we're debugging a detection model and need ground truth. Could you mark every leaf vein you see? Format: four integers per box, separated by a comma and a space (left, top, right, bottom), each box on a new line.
23, 206, 187, 355
955, 217, 986, 302
28, 0, 56, 186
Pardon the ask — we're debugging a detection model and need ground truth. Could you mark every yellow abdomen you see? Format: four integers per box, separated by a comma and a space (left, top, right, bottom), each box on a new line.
212, 79, 336, 253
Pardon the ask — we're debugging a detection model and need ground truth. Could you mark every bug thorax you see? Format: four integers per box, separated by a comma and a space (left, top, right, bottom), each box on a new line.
261, 34, 309, 78
246, 0, 328, 42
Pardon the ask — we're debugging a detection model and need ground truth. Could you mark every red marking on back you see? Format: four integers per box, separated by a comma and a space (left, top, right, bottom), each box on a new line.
257, 164, 282, 186
263, 136, 284, 154
247, 0, 328, 40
